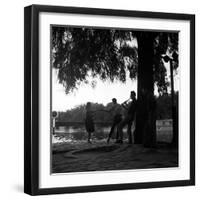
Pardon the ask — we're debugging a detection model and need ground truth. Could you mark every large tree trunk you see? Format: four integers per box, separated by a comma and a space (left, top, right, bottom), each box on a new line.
134, 32, 157, 147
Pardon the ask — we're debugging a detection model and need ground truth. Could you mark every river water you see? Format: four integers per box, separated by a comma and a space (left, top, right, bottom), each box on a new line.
52, 120, 173, 144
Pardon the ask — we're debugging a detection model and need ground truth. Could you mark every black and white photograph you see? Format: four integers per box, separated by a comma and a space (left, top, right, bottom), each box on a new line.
51, 26, 179, 174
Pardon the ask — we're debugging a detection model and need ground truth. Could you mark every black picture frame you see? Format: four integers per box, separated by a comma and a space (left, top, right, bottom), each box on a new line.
24, 4, 195, 196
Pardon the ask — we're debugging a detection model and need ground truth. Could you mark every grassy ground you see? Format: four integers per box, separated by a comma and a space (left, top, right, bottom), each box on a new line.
52, 140, 178, 174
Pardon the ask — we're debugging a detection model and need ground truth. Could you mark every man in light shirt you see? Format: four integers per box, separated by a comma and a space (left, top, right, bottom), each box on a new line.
107, 98, 123, 143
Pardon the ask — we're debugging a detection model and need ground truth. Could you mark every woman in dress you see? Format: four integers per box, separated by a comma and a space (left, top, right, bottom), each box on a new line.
85, 102, 95, 143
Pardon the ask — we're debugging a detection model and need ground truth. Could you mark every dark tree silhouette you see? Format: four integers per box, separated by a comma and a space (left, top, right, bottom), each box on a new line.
52, 27, 137, 94
52, 26, 178, 147
133, 31, 178, 147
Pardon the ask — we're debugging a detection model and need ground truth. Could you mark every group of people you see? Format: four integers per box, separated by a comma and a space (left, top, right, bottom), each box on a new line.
85, 91, 137, 144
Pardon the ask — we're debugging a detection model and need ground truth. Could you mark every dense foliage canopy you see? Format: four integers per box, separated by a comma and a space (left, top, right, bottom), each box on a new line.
52, 26, 178, 95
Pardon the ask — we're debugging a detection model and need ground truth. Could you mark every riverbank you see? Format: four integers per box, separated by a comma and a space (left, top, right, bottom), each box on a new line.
52, 140, 178, 173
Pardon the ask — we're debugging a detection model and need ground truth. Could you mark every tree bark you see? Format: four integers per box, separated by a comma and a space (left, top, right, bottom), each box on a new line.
134, 32, 157, 147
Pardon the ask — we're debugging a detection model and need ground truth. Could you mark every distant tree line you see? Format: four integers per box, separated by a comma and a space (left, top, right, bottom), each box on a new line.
57, 103, 113, 123
56, 92, 178, 122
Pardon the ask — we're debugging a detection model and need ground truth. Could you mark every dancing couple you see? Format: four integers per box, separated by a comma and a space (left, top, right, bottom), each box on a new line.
85, 91, 137, 144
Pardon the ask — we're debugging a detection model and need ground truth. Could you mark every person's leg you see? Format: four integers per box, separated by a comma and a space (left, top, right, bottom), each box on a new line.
88, 131, 92, 143
107, 121, 116, 143
117, 117, 128, 143
115, 115, 122, 141
116, 122, 123, 143
116, 127, 119, 141
107, 115, 121, 143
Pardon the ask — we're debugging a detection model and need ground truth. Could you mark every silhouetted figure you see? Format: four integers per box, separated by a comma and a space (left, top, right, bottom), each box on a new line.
107, 98, 123, 143
85, 102, 95, 143
117, 91, 137, 144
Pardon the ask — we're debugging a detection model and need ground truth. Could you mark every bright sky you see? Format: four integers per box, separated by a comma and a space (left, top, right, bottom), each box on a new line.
52, 63, 179, 112
52, 69, 137, 111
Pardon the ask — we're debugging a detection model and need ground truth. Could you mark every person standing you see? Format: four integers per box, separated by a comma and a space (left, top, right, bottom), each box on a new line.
117, 91, 137, 144
85, 102, 95, 143
106, 98, 123, 143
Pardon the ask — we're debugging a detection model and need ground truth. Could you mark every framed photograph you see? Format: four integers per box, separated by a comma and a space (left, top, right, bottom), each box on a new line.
24, 4, 195, 195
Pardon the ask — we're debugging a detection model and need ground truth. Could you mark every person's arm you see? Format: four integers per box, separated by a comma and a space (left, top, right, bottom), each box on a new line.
121, 102, 129, 110
92, 109, 109, 113
98, 105, 114, 113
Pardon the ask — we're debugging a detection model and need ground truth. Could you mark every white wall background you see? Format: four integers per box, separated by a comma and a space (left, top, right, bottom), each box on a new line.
0, 0, 199, 199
